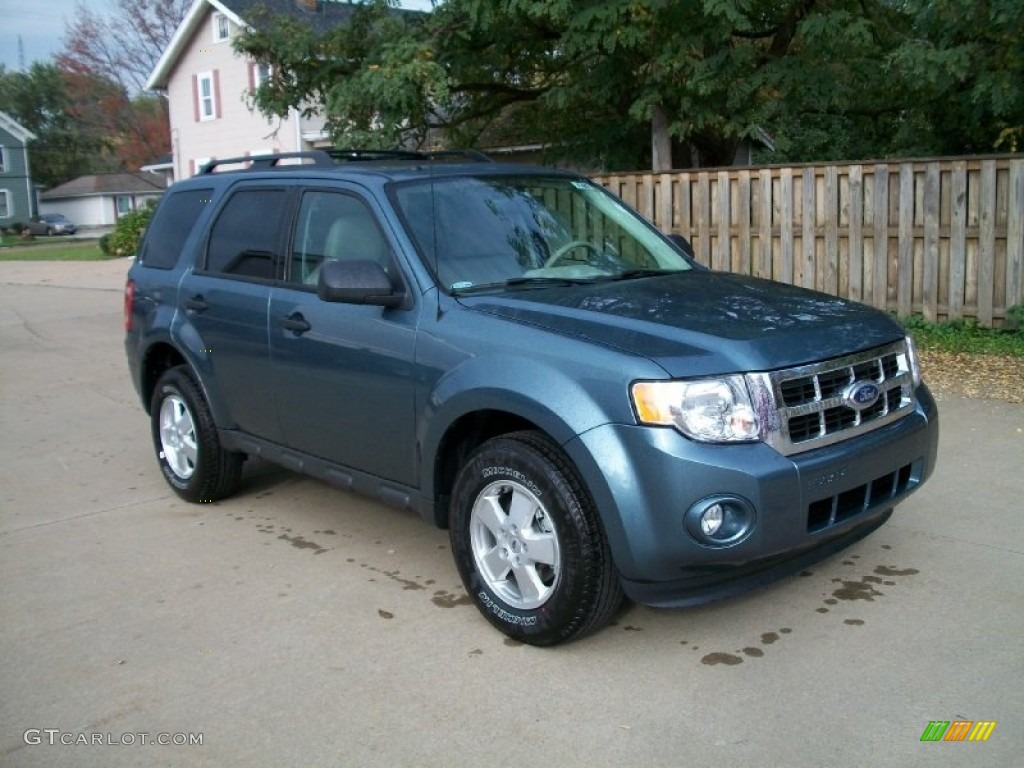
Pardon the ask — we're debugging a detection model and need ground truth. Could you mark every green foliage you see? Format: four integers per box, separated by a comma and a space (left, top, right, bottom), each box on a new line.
0, 241, 111, 261
98, 234, 112, 256
902, 315, 1024, 357
106, 201, 156, 258
234, 0, 1024, 169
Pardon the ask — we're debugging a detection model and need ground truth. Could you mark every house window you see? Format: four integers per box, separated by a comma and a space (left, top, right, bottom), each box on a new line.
0, 190, 10, 218
197, 72, 217, 121
116, 196, 133, 216
254, 62, 272, 88
0, 145, 7, 173
213, 13, 230, 42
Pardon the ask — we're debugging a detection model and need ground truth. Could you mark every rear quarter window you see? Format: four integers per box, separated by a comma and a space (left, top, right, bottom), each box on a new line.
139, 188, 214, 269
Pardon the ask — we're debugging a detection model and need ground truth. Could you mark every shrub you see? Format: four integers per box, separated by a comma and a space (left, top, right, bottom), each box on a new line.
107, 199, 158, 257
98, 234, 112, 256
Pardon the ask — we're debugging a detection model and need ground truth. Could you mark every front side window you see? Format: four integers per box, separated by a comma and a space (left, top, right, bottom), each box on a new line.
205, 188, 289, 280
287, 190, 391, 286
116, 196, 132, 216
0, 189, 10, 218
392, 175, 691, 293
0, 146, 7, 174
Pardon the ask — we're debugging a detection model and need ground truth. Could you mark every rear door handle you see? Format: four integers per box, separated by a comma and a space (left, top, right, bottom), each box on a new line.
280, 313, 311, 334
184, 295, 208, 312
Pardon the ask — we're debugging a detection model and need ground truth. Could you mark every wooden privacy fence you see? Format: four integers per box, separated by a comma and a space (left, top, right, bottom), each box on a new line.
594, 156, 1024, 327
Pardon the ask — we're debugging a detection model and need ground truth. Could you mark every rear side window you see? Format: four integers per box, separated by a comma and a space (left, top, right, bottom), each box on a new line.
139, 188, 213, 269
205, 188, 289, 280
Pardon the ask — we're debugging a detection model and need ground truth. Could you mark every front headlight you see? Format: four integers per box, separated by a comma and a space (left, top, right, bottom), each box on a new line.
631, 376, 759, 442
904, 335, 922, 388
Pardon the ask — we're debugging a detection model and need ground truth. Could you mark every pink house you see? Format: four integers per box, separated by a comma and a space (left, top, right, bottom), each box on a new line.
146, 0, 357, 182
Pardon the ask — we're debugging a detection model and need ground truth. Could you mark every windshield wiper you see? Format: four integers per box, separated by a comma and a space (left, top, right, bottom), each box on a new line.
598, 268, 680, 281
451, 276, 598, 296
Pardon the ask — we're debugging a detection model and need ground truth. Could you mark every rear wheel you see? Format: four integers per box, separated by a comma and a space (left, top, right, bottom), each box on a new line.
450, 431, 622, 646
151, 366, 242, 502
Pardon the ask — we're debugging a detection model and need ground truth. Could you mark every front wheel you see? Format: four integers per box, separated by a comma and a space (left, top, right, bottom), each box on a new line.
150, 366, 243, 503
450, 431, 622, 646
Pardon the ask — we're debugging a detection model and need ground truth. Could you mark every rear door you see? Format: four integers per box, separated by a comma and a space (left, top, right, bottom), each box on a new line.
268, 185, 420, 485
181, 183, 294, 441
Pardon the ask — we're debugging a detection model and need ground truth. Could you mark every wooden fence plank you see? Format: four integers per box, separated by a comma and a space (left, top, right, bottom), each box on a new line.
898, 164, 915, 318
873, 165, 890, 311
759, 169, 773, 279
949, 161, 967, 321
1008, 160, 1024, 312
977, 160, 996, 325
737, 170, 752, 277
696, 172, 711, 267
717, 171, 731, 272
922, 163, 940, 322
802, 167, 815, 289
825, 166, 839, 295
848, 165, 864, 301
780, 168, 793, 284
658, 173, 673, 232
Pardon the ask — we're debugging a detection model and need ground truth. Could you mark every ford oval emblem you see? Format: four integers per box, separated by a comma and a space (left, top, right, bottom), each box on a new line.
844, 381, 881, 410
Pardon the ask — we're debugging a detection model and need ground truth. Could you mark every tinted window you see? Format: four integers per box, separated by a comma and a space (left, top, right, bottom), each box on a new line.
205, 188, 289, 280
139, 189, 212, 270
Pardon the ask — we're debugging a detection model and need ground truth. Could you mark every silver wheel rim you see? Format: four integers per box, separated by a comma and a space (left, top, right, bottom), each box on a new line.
159, 394, 198, 480
469, 480, 561, 610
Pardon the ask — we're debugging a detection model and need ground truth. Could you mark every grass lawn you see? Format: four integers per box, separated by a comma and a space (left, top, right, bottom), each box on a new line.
0, 238, 113, 261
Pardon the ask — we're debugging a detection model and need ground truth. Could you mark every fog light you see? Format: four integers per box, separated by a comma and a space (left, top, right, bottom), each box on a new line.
701, 504, 724, 536
684, 496, 756, 548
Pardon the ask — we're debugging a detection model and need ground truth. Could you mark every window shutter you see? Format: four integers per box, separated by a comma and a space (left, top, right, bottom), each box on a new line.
191, 75, 199, 122
213, 70, 222, 119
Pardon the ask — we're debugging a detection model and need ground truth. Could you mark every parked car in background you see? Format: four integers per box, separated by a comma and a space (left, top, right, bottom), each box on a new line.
26, 213, 77, 236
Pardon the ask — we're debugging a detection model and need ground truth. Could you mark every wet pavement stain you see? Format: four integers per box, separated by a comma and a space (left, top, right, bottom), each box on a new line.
761, 632, 779, 645
377, 609, 394, 619
874, 565, 919, 577
431, 590, 472, 608
503, 638, 524, 647
742, 647, 764, 658
277, 533, 327, 554
844, 619, 865, 626
831, 578, 883, 601
469, 649, 483, 656
816, 607, 830, 613
701, 652, 743, 666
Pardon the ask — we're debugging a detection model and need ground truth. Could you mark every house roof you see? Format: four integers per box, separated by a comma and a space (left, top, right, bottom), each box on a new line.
0, 110, 37, 143
40, 173, 166, 200
146, 0, 360, 91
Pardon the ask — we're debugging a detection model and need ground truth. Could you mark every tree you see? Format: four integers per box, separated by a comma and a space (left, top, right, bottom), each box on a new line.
58, 0, 190, 167
235, 0, 1023, 170
0, 63, 116, 188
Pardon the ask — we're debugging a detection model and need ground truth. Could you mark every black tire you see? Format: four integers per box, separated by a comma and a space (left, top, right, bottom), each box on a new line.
450, 430, 622, 646
150, 366, 243, 503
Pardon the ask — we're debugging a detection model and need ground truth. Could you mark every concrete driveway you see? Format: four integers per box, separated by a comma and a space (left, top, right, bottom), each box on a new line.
1, 259, 1021, 767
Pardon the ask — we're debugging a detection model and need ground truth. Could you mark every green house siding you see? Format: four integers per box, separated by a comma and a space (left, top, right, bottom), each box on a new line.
0, 125, 35, 227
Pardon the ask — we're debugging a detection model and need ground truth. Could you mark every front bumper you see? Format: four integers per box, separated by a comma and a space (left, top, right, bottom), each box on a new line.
565, 385, 939, 607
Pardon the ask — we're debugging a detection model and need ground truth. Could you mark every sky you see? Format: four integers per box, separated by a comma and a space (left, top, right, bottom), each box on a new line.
1, 0, 436, 74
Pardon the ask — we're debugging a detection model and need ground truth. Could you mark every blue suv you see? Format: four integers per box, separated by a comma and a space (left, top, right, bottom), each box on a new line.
124, 150, 939, 645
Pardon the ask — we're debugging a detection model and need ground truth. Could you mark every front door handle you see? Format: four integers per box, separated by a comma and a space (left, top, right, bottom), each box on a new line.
184, 295, 208, 313
280, 313, 311, 334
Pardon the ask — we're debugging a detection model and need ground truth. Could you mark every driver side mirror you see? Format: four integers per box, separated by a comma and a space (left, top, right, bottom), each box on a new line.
317, 259, 405, 308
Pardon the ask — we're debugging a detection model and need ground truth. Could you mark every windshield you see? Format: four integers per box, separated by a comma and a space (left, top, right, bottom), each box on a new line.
392, 175, 691, 293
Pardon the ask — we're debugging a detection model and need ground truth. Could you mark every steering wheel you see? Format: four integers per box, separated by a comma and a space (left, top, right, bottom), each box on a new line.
544, 240, 601, 269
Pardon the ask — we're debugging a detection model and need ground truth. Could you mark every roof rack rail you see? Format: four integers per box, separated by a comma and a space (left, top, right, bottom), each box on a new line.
199, 151, 334, 174
197, 147, 493, 175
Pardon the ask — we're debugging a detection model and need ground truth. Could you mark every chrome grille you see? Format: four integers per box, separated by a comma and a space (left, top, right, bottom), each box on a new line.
749, 340, 917, 456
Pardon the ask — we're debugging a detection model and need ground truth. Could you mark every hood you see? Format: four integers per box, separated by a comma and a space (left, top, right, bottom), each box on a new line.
458, 272, 904, 377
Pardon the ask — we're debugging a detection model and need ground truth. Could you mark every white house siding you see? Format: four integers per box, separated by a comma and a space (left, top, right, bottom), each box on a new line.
167, 8, 329, 178
39, 193, 164, 228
